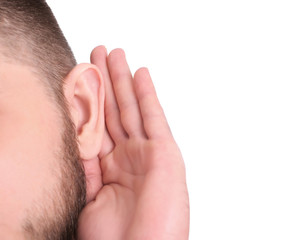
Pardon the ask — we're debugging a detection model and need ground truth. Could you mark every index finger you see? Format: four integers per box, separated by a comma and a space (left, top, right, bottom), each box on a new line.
90, 46, 127, 143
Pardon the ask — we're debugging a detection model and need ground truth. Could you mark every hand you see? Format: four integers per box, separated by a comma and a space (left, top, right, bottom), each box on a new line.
77, 46, 190, 240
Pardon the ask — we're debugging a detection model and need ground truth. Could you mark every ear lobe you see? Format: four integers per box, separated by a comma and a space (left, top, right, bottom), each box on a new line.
64, 63, 105, 160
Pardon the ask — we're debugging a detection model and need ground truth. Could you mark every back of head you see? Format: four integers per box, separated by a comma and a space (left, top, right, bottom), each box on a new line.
0, 0, 76, 117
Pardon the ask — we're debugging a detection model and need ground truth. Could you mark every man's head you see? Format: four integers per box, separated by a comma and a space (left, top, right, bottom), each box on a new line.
0, 0, 104, 239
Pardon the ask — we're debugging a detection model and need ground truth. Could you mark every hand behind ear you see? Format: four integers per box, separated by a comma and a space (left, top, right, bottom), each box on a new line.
77, 46, 190, 240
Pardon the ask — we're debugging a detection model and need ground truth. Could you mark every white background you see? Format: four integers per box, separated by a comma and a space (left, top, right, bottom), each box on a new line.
47, 1, 290, 239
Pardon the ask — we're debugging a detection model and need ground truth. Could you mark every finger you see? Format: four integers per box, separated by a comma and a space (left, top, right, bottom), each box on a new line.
107, 49, 147, 138
90, 46, 127, 143
98, 125, 115, 159
83, 159, 103, 203
133, 67, 172, 140
90, 46, 117, 149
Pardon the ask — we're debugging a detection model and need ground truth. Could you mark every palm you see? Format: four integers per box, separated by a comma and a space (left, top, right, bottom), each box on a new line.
77, 47, 189, 240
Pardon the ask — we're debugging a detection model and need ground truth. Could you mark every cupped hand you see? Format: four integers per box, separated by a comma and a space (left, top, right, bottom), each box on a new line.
77, 46, 190, 240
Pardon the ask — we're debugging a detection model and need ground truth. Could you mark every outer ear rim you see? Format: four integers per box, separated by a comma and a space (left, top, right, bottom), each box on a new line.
64, 63, 104, 103
64, 63, 105, 160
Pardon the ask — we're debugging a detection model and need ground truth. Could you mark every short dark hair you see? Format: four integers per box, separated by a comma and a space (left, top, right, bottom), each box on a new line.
0, 0, 86, 239
0, 0, 76, 115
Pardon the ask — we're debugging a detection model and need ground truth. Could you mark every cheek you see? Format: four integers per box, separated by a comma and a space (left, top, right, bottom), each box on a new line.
0, 139, 53, 229
0, 64, 65, 233
0, 227, 25, 240
0, 114, 61, 229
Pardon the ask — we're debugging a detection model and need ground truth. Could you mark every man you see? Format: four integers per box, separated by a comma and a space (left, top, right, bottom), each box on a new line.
0, 0, 189, 239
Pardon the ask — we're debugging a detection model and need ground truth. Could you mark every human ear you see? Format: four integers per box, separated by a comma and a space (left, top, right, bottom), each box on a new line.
63, 63, 105, 160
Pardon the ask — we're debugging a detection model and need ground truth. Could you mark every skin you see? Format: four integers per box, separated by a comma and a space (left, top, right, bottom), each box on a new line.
0, 44, 189, 239
0, 54, 104, 238
0, 62, 63, 237
78, 46, 190, 240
